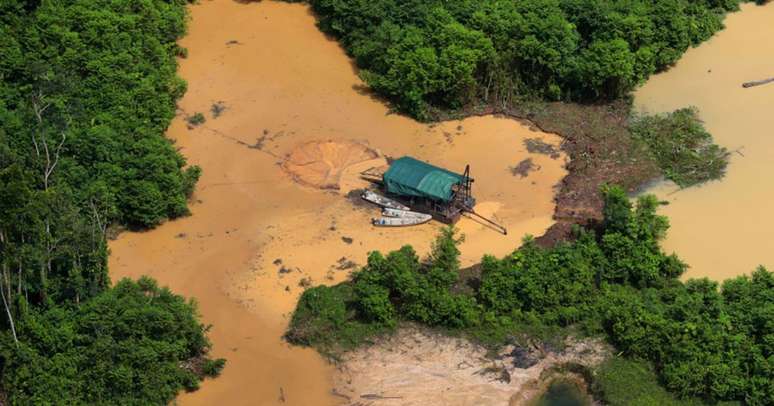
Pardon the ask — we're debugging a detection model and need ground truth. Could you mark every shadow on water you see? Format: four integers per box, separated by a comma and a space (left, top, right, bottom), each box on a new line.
535, 379, 591, 406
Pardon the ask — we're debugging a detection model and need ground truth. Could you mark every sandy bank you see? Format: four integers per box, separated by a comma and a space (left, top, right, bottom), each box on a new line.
331, 328, 608, 406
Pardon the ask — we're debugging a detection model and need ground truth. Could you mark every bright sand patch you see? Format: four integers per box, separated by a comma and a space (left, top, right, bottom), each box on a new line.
107, 1, 566, 405
332, 328, 608, 406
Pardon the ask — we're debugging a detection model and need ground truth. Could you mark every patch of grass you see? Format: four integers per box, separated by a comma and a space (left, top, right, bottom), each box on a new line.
187, 112, 206, 126
285, 284, 392, 358
592, 357, 718, 406
629, 107, 729, 187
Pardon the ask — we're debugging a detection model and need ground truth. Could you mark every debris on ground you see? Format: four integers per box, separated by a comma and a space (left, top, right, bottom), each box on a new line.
211, 101, 227, 118
298, 277, 312, 288
345, 189, 374, 209
336, 257, 357, 270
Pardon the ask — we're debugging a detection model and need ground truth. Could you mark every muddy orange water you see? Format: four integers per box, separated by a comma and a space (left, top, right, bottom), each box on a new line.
108, 1, 566, 405
634, 3, 774, 281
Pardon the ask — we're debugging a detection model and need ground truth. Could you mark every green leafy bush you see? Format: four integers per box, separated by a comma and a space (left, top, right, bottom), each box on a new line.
287, 284, 388, 354
202, 358, 227, 378
630, 107, 730, 187
478, 235, 599, 326
187, 112, 206, 126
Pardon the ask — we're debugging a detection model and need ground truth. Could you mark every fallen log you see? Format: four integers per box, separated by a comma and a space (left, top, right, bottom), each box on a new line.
742, 77, 774, 88
361, 393, 403, 400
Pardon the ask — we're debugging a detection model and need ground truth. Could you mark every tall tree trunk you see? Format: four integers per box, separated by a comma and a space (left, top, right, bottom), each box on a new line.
18, 235, 23, 296
0, 272, 18, 346
43, 218, 51, 296
4, 266, 11, 310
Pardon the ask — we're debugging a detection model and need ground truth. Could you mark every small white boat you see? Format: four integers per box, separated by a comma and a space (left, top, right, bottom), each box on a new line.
382, 208, 429, 218
372, 214, 432, 227
361, 190, 410, 211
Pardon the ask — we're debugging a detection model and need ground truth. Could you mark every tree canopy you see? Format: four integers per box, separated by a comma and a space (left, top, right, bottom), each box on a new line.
296, 0, 747, 119
2, 277, 224, 405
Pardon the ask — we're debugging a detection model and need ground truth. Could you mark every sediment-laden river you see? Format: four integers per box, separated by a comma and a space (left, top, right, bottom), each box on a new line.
108, 1, 772, 404
108, 1, 567, 404
634, 3, 774, 281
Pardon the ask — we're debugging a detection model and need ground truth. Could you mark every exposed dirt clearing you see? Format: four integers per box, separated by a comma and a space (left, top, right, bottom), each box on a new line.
332, 328, 608, 406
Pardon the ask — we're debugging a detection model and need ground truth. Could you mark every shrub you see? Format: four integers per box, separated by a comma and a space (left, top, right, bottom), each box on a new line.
288, 285, 349, 346
629, 108, 730, 187
202, 358, 227, 377
354, 282, 396, 327
593, 357, 707, 406
187, 112, 206, 126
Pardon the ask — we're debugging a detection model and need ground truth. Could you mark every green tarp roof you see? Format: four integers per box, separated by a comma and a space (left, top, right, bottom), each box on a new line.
383, 156, 465, 202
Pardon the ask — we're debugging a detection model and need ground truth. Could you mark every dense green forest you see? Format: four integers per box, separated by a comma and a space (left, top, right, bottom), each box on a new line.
0, 0, 220, 403
296, 0, 752, 119
288, 187, 773, 405
4, 278, 224, 404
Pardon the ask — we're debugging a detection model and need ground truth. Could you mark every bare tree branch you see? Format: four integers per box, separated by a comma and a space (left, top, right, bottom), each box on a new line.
0, 265, 19, 347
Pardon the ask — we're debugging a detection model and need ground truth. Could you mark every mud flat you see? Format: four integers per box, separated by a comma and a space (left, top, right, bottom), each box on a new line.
634, 3, 774, 281
108, 0, 567, 404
